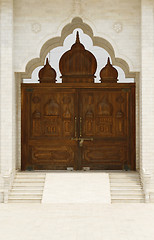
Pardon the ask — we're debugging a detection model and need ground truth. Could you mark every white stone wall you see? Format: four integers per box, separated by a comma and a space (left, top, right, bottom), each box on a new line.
0, 0, 16, 202
13, 0, 141, 73
140, 0, 154, 201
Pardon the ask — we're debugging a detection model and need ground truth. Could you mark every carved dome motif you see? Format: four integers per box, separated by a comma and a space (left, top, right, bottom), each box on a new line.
44, 99, 59, 116
59, 31, 97, 83
38, 58, 56, 83
98, 97, 113, 116
100, 58, 118, 83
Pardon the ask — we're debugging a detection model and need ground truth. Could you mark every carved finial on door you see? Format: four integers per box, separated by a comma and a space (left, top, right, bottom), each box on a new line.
107, 57, 111, 65
100, 57, 118, 83
76, 31, 80, 43
46, 58, 49, 65
59, 30, 97, 83
38, 58, 57, 83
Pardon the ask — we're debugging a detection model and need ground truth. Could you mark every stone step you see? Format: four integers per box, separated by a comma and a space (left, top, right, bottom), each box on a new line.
13, 182, 44, 187
111, 194, 144, 199
12, 185, 44, 189
16, 172, 46, 175
109, 172, 138, 176
15, 175, 46, 179
112, 199, 145, 203
9, 193, 42, 198
109, 172, 145, 203
110, 174, 139, 178
8, 172, 45, 203
110, 174, 139, 177
111, 185, 142, 190
8, 199, 41, 203
110, 179, 140, 183
110, 182, 141, 188
14, 179, 45, 183
10, 189, 43, 194
110, 178, 140, 182
111, 190, 143, 194
111, 194, 144, 198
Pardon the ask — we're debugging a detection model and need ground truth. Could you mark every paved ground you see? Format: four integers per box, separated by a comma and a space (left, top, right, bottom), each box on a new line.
0, 203, 154, 240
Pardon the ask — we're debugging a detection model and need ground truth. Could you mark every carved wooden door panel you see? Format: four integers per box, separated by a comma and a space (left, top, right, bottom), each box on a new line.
21, 86, 78, 170
22, 84, 135, 171
78, 87, 135, 170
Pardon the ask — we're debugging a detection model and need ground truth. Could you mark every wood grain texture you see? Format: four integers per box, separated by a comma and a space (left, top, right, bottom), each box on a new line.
21, 84, 135, 170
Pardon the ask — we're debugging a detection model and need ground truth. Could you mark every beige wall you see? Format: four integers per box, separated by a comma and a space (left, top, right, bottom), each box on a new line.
140, 0, 154, 199
0, 0, 15, 202
13, 0, 141, 73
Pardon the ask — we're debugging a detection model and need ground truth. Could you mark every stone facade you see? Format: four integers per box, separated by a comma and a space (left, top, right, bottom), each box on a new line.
0, 0, 154, 202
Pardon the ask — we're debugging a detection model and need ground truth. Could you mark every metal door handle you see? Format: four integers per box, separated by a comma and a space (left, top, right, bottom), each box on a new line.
74, 116, 77, 137
78, 137, 93, 147
80, 117, 82, 137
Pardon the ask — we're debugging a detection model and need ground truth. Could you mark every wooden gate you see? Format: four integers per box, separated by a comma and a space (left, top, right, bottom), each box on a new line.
21, 32, 135, 171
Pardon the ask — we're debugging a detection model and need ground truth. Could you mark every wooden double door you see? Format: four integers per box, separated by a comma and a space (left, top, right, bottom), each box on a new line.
21, 83, 135, 171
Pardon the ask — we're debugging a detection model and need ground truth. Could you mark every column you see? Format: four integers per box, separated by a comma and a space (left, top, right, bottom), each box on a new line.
0, 0, 14, 176
141, 0, 154, 200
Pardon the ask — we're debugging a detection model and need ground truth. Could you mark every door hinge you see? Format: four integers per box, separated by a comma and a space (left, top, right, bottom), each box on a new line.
82, 167, 90, 171
67, 167, 74, 171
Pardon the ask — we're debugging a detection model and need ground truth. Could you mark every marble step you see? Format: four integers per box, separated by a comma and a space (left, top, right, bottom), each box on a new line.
12, 185, 44, 189
111, 190, 143, 194
10, 189, 43, 194
112, 195, 145, 200
111, 194, 144, 198
110, 179, 140, 183
112, 199, 145, 203
110, 172, 138, 175
110, 183, 141, 187
109, 172, 145, 203
111, 185, 142, 190
9, 193, 42, 198
14, 178, 45, 183
110, 176, 139, 179
13, 182, 44, 187
15, 175, 46, 179
8, 199, 41, 203
16, 172, 46, 175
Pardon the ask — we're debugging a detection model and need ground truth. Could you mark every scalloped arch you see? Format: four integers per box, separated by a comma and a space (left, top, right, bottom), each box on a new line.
21, 17, 137, 79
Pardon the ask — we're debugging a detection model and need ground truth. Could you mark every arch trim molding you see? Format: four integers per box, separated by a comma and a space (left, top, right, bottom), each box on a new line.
20, 17, 138, 80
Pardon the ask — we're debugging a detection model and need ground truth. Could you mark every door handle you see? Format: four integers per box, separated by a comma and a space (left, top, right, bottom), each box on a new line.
71, 117, 78, 141
74, 116, 77, 137
78, 137, 93, 147
80, 117, 82, 137
71, 116, 93, 146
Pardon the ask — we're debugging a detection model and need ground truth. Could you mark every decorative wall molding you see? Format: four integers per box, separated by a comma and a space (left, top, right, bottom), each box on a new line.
113, 22, 123, 33
31, 22, 41, 33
